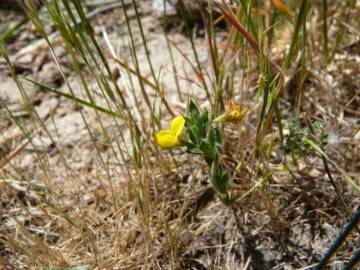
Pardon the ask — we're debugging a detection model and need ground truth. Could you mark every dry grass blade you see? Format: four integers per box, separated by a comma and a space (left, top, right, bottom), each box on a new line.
112, 56, 158, 90
0, 136, 33, 168
1, 0, 359, 269
271, 0, 294, 23
215, 1, 259, 55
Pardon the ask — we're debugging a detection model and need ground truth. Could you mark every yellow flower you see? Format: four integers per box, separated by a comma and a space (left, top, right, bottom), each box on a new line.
155, 116, 185, 149
213, 100, 248, 123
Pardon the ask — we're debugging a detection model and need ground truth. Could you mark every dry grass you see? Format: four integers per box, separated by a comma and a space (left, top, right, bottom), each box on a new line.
0, 0, 359, 269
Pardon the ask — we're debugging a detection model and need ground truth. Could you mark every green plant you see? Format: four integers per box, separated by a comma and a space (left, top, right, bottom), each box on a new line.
155, 100, 248, 203
282, 116, 324, 165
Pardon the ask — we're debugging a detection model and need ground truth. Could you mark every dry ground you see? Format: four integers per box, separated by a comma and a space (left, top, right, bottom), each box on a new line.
0, 1, 360, 269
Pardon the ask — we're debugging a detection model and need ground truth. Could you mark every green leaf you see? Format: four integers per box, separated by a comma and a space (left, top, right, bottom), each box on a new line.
189, 147, 204, 155
214, 128, 222, 145
188, 125, 201, 144
210, 163, 229, 195
207, 127, 215, 145
187, 99, 200, 118
200, 109, 209, 125
199, 139, 216, 164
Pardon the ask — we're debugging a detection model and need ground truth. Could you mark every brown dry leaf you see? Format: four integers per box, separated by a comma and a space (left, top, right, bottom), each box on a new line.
271, 0, 294, 23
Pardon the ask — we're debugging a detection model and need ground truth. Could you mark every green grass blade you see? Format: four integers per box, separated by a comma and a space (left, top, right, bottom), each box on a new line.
305, 138, 360, 193
0, 16, 28, 44
23, 77, 123, 119
283, 0, 308, 69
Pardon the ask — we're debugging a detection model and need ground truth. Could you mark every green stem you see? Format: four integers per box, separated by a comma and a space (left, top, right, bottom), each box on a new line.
283, 0, 308, 70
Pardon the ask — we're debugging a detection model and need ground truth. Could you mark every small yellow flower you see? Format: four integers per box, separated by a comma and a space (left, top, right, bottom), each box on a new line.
155, 116, 185, 149
213, 100, 248, 123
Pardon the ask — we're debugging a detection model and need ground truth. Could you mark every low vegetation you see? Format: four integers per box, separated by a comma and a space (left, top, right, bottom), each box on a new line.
0, 0, 359, 269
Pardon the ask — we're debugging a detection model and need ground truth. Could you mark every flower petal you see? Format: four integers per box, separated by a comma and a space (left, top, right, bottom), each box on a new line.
227, 100, 236, 111
170, 115, 185, 137
155, 130, 179, 149
229, 108, 248, 121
